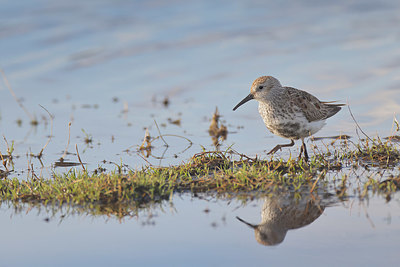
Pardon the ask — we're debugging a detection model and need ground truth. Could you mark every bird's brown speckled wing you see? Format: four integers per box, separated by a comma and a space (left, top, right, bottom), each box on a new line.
284, 87, 343, 122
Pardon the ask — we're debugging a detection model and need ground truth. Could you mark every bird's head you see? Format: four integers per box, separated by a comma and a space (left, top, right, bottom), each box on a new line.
233, 76, 281, 111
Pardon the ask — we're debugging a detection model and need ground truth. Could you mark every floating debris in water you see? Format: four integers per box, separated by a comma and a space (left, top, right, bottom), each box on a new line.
168, 118, 181, 126
54, 158, 81, 168
209, 107, 228, 148
81, 104, 99, 109
122, 101, 129, 113
139, 128, 152, 158
162, 96, 170, 107
81, 129, 93, 145
30, 119, 39, 126
151, 95, 170, 107
140, 128, 152, 149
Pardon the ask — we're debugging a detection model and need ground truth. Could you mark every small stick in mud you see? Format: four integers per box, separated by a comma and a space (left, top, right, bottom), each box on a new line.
61, 122, 72, 160
0, 69, 37, 125
37, 105, 54, 158
75, 144, 86, 173
347, 102, 375, 144
154, 119, 169, 147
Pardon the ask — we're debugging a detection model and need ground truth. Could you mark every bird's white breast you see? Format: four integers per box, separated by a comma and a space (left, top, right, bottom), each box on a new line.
258, 102, 326, 139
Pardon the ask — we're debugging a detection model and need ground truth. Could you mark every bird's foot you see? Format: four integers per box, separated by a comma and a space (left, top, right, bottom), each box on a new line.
267, 145, 282, 155
267, 140, 295, 155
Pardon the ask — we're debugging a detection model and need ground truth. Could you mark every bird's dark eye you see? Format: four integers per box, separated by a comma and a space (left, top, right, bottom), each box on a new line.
258, 86, 264, 90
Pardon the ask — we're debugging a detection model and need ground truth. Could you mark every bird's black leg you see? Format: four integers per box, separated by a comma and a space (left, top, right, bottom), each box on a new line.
267, 139, 295, 155
298, 143, 304, 160
300, 139, 309, 161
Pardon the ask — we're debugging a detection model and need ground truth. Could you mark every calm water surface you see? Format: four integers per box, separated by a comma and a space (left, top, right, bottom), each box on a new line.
1, 0, 400, 265
1, 193, 399, 266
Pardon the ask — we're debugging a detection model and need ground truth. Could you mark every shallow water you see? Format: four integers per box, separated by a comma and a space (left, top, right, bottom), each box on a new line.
1, 192, 399, 266
1, 0, 400, 265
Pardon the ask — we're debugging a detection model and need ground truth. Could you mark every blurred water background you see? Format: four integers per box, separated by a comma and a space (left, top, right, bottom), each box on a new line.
1, 0, 400, 174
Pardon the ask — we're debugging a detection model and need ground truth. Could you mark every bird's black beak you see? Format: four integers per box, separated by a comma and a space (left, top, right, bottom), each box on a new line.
233, 93, 254, 111
236, 216, 257, 229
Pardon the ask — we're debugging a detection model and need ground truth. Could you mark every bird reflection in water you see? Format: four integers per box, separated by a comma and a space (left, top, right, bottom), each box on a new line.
237, 192, 325, 246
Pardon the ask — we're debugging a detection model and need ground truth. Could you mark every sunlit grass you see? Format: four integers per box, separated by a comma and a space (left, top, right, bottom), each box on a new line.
1, 135, 400, 219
